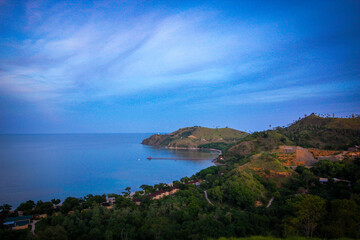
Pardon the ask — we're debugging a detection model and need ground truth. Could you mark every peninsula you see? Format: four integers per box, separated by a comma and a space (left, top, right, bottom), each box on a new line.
142, 126, 248, 151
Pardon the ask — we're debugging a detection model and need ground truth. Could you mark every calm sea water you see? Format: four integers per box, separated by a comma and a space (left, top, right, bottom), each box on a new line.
0, 134, 217, 207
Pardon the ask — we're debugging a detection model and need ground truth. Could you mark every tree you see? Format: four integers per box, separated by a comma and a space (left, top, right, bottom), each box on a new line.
37, 225, 68, 240
34, 201, 54, 215
0, 204, 12, 213
289, 195, 326, 238
140, 184, 154, 193
181, 176, 190, 183
83, 194, 106, 207
227, 183, 256, 209
122, 187, 131, 197
51, 199, 61, 205
208, 186, 223, 203
172, 180, 182, 188
154, 183, 170, 191
61, 197, 80, 213
299, 169, 316, 190
115, 196, 135, 208
17, 200, 35, 214
0, 204, 12, 218
325, 199, 360, 238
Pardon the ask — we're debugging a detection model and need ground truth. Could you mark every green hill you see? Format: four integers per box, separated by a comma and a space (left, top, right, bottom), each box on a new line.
278, 114, 360, 149
226, 114, 360, 159
226, 131, 294, 159
142, 126, 249, 149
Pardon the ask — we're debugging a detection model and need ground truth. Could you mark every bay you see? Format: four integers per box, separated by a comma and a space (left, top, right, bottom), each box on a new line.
0, 133, 217, 207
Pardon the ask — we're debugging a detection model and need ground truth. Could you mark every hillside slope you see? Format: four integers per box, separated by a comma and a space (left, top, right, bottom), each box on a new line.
278, 114, 360, 149
226, 114, 360, 159
226, 131, 294, 159
142, 126, 248, 149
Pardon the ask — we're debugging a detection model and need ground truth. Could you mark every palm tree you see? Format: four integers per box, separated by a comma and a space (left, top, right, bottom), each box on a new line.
122, 187, 131, 197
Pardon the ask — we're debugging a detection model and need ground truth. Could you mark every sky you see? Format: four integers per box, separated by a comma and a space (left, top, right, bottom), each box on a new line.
0, 0, 359, 133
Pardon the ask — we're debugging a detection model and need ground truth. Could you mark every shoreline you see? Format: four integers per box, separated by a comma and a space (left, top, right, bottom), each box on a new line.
165, 146, 222, 154
3, 143, 220, 208
150, 145, 223, 165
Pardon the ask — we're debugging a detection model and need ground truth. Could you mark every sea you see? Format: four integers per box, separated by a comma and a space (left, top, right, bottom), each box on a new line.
0, 133, 217, 207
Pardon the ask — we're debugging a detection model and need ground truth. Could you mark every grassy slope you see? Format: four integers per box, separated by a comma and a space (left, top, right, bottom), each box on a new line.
227, 114, 360, 159
207, 153, 294, 209
246, 153, 292, 173
226, 131, 293, 159
278, 114, 360, 149
234, 153, 293, 190
142, 126, 248, 148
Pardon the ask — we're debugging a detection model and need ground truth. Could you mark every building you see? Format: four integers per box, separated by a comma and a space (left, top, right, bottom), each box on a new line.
106, 197, 116, 204
101, 202, 114, 209
34, 214, 47, 219
185, 179, 203, 186
319, 178, 329, 184
348, 145, 359, 152
3, 215, 32, 230
333, 178, 350, 184
319, 177, 350, 185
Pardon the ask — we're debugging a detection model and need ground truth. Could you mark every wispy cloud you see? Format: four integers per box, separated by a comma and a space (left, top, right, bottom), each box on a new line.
0, 0, 359, 133
0, 3, 273, 104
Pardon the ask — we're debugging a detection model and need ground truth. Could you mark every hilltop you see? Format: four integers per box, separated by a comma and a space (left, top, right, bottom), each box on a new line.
278, 113, 360, 149
226, 131, 294, 159
226, 114, 360, 159
142, 126, 248, 149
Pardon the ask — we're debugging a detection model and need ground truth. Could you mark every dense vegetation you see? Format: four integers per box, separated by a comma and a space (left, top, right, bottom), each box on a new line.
1, 114, 360, 240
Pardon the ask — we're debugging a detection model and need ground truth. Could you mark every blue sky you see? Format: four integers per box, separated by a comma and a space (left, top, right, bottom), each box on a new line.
0, 0, 359, 133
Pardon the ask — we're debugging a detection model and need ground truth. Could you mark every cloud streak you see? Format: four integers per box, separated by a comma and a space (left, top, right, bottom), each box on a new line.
1, 4, 272, 103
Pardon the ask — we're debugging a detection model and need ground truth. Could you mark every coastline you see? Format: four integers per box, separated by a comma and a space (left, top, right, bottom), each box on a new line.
1, 134, 217, 208
165, 146, 222, 154
153, 145, 223, 165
